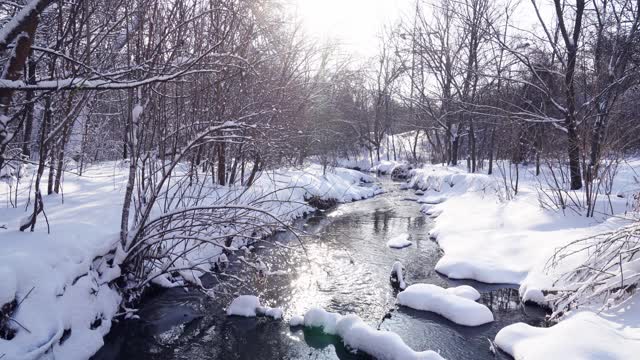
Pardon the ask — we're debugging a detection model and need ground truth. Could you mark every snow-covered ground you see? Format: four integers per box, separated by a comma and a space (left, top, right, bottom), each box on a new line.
4, 152, 640, 359
0, 165, 125, 360
0, 162, 378, 360
400, 160, 640, 358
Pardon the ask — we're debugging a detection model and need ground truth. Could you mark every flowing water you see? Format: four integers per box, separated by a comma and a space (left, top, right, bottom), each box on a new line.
94, 177, 546, 360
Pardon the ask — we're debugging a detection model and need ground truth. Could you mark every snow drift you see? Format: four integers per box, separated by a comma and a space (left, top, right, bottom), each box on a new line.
397, 284, 492, 326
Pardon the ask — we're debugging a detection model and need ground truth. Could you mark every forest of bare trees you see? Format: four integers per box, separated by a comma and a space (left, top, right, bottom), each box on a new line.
0, 0, 353, 298
316, 0, 640, 215
1, 0, 640, 311
2, 1, 640, 359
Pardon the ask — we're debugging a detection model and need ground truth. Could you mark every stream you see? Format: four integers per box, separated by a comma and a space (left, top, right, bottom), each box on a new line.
93, 177, 546, 360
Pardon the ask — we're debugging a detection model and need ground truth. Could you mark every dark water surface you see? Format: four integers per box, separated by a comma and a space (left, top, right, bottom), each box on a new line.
93, 178, 546, 360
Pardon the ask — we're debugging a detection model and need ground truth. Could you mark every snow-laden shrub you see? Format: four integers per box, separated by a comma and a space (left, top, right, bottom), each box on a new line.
546, 222, 640, 319
535, 156, 637, 218
115, 163, 377, 304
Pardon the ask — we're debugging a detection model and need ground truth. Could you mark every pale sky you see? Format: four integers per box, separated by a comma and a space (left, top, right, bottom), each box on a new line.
287, 0, 412, 58
286, 0, 555, 60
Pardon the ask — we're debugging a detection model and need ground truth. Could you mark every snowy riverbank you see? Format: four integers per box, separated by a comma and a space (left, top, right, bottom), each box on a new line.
0, 163, 379, 360
402, 161, 640, 359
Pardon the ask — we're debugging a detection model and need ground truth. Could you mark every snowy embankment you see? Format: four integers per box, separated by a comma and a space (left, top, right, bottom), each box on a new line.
402, 161, 640, 359
0, 163, 377, 360
289, 307, 445, 360
148, 164, 382, 288
495, 311, 640, 359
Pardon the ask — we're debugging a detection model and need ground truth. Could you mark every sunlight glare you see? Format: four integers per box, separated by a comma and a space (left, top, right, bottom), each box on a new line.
288, 0, 408, 57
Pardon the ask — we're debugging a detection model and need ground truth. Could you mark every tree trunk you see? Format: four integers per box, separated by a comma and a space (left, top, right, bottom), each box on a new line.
79, 111, 90, 176
240, 154, 246, 185
120, 101, 139, 247
587, 102, 608, 184
412, 129, 420, 163
217, 141, 226, 185
469, 120, 476, 173
488, 127, 495, 175
567, 122, 582, 190
47, 145, 55, 195
229, 156, 238, 185
22, 59, 37, 158
0, 12, 41, 170
450, 135, 459, 166
246, 154, 260, 187
54, 120, 73, 193
554, 0, 585, 190
20, 94, 51, 232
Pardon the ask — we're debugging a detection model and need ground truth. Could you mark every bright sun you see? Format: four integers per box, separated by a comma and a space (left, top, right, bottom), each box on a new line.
288, 0, 409, 57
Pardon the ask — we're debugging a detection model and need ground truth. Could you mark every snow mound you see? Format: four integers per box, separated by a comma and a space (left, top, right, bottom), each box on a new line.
519, 284, 547, 307
304, 307, 343, 333
261, 306, 284, 320
299, 307, 445, 360
227, 295, 261, 317
419, 204, 442, 218
434, 255, 527, 284
495, 311, 640, 359
391, 261, 407, 289
387, 234, 413, 249
397, 284, 493, 326
445, 285, 480, 301
289, 315, 304, 326
226, 295, 282, 319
